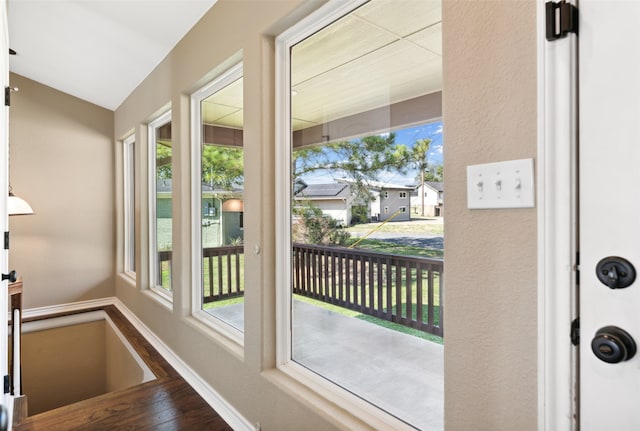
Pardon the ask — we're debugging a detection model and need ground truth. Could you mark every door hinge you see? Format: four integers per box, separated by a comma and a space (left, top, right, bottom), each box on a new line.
571, 317, 580, 346
4, 86, 10, 106
3, 375, 8, 394
3, 232, 8, 250
546, 1, 578, 41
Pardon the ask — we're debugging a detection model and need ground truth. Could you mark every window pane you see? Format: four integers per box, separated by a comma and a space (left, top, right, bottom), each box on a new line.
289, 1, 443, 429
153, 116, 172, 292
124, 136, 136, 274
199, 72, 244, 331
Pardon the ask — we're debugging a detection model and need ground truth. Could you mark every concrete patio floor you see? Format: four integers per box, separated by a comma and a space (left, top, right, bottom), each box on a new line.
207, 300, 443, 430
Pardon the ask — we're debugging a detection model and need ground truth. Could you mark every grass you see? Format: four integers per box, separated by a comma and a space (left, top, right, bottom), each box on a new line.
346, 238, 443, 259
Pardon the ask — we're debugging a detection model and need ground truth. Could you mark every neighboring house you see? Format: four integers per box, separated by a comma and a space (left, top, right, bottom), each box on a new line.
375, 184, 413, 222
410, 181, 444, 216
336, 178, 413, 222
157, 179, 243, 246
294, 183, 352, 226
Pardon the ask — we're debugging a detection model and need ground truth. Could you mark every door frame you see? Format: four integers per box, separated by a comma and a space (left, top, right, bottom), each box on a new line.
536, 1, 579, 430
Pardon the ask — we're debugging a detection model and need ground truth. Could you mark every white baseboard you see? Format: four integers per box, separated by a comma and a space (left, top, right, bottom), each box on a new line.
21, 297, 254, 431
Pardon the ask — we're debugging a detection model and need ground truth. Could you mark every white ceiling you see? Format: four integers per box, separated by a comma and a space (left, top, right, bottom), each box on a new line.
7, 0, 217, 111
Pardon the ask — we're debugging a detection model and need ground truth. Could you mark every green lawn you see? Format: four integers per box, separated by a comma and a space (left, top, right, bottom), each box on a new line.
347, 238, 443, 259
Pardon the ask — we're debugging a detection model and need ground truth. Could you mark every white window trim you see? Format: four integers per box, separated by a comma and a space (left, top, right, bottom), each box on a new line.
536, 1, 578, 430
148, 110, 173, 301
190, 62, 244, 346
123, 133, 136, 279
275, 1, 417, 429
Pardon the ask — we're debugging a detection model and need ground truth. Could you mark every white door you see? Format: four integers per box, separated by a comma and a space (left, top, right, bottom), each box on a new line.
579, 1, 640, 429
0, 0, 10, 428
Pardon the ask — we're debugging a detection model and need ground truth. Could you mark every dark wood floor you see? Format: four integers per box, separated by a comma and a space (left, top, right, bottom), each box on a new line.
14, 305, 233, 431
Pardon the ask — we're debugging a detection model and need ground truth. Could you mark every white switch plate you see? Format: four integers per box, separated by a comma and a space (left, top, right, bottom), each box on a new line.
466, 158, 535, 209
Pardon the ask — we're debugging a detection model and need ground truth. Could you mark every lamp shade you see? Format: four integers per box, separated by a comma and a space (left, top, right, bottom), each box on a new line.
8, 193, 34, 216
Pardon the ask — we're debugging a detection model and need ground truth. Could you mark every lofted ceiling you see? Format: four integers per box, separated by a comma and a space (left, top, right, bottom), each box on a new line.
7, 0, 218, 111
202, 0, 442, 134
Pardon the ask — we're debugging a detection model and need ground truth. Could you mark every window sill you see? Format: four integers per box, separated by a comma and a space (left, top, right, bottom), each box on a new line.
183, 312, 244, 360
143, 288, 174, 311
265, 362, 416, 431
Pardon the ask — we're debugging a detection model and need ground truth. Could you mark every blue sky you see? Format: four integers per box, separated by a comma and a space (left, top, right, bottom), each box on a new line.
299, 120, 443, 186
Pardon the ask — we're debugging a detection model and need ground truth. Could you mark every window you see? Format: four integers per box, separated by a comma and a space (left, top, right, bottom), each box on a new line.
191, 62, 244, 338
399, 206, 407, 213
149, 111, 173, 298
399, 191, 407, 198
123, 134, 136, 276
277, 0, 443, 428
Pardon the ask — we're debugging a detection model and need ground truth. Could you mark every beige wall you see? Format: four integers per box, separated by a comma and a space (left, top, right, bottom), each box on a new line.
9, 74, 115, 308
443, 1, 538, 430
22, 321, 107, 415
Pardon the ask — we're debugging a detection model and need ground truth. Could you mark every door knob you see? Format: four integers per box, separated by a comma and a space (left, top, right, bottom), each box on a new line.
591, 326, 637, 363
596, 256, 636, 289
1, 271, 16, 283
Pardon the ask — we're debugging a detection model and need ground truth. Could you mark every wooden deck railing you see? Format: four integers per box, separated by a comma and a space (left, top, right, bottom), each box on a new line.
157, 245, 244, 301
202, 245, 244, 302
158, 243, 444, 336
292, 243, 443, 337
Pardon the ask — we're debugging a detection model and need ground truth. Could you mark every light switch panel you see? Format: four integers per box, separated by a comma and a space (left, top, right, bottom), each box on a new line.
466, 158, 535, 209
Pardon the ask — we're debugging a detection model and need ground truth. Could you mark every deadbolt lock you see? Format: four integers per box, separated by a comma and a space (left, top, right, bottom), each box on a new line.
596, 256, 636, 289
591, 326, 637, 364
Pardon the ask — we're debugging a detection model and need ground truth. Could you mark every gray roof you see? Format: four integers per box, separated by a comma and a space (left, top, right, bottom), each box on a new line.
296, 183, 350, 199
425, 181, 443, 192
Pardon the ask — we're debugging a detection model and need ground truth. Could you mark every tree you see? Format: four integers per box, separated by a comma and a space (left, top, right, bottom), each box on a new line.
292, 133, 411, 202
410, 138, 432, 216
202, 145, 244, 189
155, 143, 244, 190
156, 143, 173, 179
292, 205, 350, 246
422, 164, 443, 182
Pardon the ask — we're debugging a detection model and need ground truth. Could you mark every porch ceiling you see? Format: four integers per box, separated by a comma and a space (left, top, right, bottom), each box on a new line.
202, 0, 442, 133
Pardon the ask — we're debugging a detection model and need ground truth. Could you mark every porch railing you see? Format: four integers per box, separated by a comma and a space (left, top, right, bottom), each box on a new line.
158, 243, 443, 336
202, 245, 244, 302
293, 243, 443, 337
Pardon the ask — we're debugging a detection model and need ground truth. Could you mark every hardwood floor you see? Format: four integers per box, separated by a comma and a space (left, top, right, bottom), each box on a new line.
14, 306, 233, 431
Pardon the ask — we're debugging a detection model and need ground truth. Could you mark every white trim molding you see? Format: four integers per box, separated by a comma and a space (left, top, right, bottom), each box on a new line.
189, 61, 245, 346
537, 1, 579, 430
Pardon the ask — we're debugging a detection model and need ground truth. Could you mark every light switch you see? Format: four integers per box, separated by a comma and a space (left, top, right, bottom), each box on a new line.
466, 158, 535, 209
